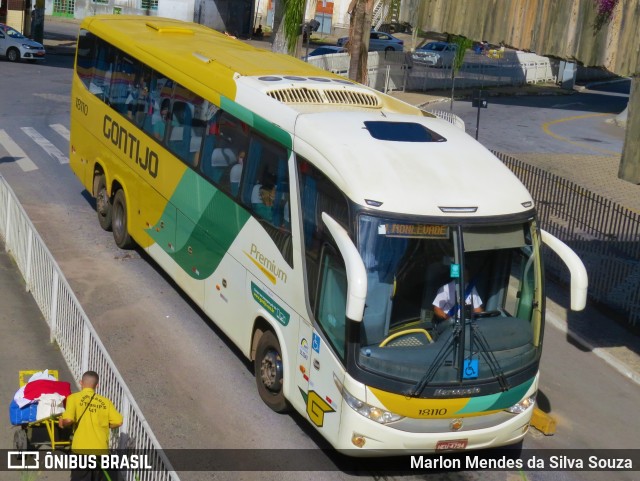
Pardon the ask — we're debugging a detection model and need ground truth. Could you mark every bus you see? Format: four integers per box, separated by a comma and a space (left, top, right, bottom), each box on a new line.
69, 15, 587, 455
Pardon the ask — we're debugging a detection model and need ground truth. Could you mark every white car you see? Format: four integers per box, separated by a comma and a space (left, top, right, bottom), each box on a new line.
0, 23, 45, 62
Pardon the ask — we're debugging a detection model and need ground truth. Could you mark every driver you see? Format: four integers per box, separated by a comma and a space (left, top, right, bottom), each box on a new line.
432, 268, 483, 323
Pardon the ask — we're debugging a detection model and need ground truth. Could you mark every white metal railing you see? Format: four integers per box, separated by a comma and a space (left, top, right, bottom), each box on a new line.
0, 175, 179, 481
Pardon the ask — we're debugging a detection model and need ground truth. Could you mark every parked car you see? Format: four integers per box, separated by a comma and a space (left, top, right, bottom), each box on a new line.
301, 45, 347, 61
412, 41, 457, 67
378, 22, 412, 34
337, 30, 404, 52
307, 46, 346, 57
0, 23, 45, 62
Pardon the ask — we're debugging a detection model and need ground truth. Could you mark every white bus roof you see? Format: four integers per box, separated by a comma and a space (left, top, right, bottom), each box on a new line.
294, 110, 534, 217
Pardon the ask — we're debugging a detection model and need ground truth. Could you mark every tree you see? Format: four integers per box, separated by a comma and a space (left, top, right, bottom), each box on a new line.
346, 0, 374, 83
271, 0, 314, 56
449, 35, 474, 111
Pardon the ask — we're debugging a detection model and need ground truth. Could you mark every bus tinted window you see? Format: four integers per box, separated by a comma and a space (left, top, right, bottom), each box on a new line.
242, 136, 292, 265
166, 84, 207, 167
297, 157, 350, 342
76, 30, 95, 90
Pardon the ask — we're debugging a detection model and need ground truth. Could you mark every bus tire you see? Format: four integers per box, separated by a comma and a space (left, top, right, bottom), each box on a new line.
112, 189, 134, 249
255, 330, 289, 413
94, 174, 112, 231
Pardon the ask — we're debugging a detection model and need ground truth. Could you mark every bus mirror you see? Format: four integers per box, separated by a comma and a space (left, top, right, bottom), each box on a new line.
321, 212, 367, 322
540, 229, 588, 311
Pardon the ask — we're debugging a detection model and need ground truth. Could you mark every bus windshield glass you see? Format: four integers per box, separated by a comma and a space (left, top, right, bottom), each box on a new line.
356, 214, 543, 389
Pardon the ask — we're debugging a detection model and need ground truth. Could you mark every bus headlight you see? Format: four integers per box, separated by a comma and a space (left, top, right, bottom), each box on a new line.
505, 393, 536, 414
335, 378, 403, 424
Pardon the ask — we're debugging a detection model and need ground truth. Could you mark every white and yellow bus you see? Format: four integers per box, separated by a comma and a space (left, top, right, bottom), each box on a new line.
70, 15, 587, 455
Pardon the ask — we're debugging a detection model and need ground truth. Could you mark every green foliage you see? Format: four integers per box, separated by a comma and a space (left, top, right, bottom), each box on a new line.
283, 0, 305, 55
451, 35, 474, 74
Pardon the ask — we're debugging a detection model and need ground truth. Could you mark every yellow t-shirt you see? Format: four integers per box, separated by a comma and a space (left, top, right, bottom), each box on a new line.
62, 388, 123, 453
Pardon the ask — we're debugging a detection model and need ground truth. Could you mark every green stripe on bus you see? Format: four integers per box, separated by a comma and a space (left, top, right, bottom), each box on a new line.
458, 378, 534, 414
147, 169, 251, 278
220, 96, 293, 150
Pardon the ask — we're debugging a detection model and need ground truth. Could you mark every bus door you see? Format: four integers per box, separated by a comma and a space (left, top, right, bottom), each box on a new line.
296, 242, 349, 442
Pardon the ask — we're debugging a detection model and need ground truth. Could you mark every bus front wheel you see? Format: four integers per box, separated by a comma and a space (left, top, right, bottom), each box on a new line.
94, 174, 112, 231
112, 189, 134, 249
255, 330, 289, 413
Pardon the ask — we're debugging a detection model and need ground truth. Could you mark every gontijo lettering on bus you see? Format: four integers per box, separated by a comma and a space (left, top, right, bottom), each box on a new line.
103, 114, 159, 178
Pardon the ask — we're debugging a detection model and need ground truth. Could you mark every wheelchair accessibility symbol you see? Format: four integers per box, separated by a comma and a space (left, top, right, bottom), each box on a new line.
463, 359, 479, 379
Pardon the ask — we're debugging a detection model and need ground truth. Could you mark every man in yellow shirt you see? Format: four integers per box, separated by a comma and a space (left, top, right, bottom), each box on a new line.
59, 371, 123, 480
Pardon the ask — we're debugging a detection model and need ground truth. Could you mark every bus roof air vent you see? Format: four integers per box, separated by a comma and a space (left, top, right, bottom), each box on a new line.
267, 87, 381, 108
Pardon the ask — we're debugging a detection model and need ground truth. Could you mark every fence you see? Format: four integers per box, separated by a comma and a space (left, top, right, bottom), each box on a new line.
0, 176, 179, 481
495, 152, 640, 327
308, 49, 559, 93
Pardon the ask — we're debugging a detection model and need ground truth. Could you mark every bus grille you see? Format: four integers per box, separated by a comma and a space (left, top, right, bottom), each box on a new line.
267, 87, 381, 108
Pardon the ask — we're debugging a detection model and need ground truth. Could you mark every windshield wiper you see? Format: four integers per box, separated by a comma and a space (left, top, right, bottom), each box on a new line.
406, 322, 461, 397
470, 320, 509, 391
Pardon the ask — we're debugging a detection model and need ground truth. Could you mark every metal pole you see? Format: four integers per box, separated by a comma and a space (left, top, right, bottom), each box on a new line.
475, 101, 481, 140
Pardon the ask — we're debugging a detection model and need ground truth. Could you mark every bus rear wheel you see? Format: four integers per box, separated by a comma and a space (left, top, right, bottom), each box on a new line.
94, 174, 112, 231
255, 330, 289, 413
112, 189, 134, 249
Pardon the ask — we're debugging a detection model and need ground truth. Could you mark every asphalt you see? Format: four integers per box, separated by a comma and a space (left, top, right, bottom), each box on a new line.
2, 18, 639, 459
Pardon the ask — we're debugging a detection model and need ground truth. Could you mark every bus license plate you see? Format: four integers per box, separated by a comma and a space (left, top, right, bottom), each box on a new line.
436, 439, 468, 450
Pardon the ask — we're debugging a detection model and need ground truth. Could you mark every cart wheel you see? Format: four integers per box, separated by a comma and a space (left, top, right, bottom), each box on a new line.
14, 428, 29, 450
255, 330, 289, 413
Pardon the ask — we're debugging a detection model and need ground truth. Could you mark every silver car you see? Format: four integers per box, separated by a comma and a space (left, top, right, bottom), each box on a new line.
337, 30, 404, 52
0, 23, 46, 62
412, 41, 457, 67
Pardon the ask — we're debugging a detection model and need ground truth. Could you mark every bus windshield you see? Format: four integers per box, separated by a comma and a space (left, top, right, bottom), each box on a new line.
355, 214, 543, 391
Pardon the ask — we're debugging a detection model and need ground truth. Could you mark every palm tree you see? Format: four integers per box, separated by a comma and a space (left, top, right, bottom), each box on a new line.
346, 0, 374, 83
271, 0, 314, 56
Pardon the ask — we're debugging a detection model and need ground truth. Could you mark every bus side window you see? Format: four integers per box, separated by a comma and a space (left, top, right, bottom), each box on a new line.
110, 54, 136, 115
129, 66, 152, 127
241, 138, 292, 265
76, 30, 96, 92
297, 157, 351, 322
142, 73, 168, 138
201, 110, 248, 191
316, 244, 348, 361
91, 39, 115, 102
167, 85, 206, 167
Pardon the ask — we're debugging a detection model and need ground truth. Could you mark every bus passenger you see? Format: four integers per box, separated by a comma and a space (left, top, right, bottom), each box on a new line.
251, 172, 276, 222
153, 99, 171, 140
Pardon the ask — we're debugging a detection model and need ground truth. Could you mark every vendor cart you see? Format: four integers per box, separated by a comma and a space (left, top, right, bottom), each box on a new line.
11, 369, 72, 451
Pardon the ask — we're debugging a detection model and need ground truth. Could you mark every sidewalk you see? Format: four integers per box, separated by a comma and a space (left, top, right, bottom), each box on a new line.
0, 246, 71, 480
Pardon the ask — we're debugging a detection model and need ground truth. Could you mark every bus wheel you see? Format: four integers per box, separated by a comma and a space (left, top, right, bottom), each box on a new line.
112, 189, 134, 249
255, 330, 289, 412
94, 174, 112, 231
